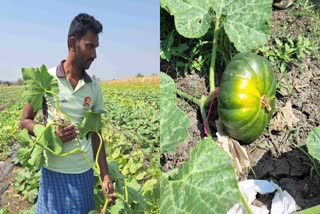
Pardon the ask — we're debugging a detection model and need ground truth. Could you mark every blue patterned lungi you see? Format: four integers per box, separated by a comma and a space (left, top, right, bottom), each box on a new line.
35, 167, 94, 214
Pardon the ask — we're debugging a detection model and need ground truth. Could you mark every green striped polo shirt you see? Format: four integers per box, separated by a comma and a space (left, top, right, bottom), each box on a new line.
43, 60, 105, 174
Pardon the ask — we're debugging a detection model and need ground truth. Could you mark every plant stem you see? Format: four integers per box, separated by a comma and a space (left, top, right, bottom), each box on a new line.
203, 90, 215, 108
176, 89, 201, 107
45, 89, 72, 124
209, 16, 221, 93
102, 197, 109, 214
200, 96, 212, 137
124, 178, 129, 203
239, 190, 253, 214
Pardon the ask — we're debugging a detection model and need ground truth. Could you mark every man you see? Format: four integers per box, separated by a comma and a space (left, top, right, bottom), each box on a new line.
20, 13, 115, 213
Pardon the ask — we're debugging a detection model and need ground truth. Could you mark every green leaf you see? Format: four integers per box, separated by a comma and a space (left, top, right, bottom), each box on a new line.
108, 160, 125, 181
28, 145, 45, 169
135, 171, 147, 180
0, 208, 10, 214
44, 125, 63, 154
127, 159, 142, 174
306, 127, 320, 162
17, 129, 32, 146
21, 65, 58, 111
78, 111, 102, 138
142, 179, 159, 194
160, 138, 241, 213
164, 0, 273, 52
16, 147, 32, 166
163, 0, 213, 38
26, 188, 38, 203
109, 200, 125, 214
160, 73, 191, 153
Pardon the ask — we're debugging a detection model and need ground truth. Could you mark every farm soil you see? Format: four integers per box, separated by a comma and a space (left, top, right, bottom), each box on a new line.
1, 166, 34, 213
161, 7, 320, 211
0, 142, 33, 212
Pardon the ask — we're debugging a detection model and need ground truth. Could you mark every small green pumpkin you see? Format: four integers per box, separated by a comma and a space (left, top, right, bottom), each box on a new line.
217, 52, 277, 144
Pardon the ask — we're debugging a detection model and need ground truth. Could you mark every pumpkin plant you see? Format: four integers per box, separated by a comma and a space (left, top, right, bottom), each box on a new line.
161, 0, 276, 143
160, 0, 276, 213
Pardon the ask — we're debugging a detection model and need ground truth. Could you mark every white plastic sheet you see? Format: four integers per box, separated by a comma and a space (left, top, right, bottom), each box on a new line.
227, 179, 296, 214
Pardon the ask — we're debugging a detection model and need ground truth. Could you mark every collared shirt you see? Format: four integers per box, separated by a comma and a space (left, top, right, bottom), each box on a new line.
43, 60, 105, 174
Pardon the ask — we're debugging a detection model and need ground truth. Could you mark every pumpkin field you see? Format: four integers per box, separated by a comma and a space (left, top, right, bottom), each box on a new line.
161, 0, 320, 213
0, 76, 160, 213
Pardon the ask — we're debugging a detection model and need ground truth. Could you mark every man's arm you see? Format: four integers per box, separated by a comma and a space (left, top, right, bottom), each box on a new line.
91, 132, 116, 201
20, 102, 38, 135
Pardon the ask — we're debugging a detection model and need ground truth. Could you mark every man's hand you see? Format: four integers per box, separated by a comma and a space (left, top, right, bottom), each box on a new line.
55, 125, 78, 143
103, 175, 116, 205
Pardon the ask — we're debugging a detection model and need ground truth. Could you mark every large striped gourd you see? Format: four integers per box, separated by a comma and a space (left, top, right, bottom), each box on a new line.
218, 52, 277, 144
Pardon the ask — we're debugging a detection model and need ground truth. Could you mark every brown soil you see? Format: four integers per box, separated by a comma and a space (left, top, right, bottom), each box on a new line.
1, 166, 34, 213
161, 5, 320, 211
0, 142, 34, 212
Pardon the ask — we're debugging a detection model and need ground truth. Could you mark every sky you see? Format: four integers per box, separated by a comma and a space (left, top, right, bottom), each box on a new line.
0, 0, 160, 81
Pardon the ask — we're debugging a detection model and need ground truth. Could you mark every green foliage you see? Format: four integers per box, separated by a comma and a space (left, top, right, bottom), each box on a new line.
78, 111, 103, 138
259, 35, 316, 73
21, 65, 58, 111
161, 138, 242, 213
0, 91, 25, 160
161, 30, 209, 74
102, 82, 160, 212
161, 0, 273, 52
0, 208, 9, 214
14, 168, 40, 203
160, 73, 190, 152
305, 127, 320, 162
2, 70, 159, 212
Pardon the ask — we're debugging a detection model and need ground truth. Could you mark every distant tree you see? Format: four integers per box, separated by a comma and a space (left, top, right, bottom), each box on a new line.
16, 78, 24, 85
136, 73, 144, 78
151, 73, 159, 76
0, 80, 2, 85
3, 81, 12, 86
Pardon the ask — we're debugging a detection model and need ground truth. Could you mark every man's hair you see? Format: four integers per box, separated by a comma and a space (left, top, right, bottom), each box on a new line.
67, 13, 103, 49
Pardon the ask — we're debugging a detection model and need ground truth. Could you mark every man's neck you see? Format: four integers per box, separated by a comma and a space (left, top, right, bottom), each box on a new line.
63, 56, 82, 81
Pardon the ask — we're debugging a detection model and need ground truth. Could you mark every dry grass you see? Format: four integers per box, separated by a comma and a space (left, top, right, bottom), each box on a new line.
101, 75, 160, 86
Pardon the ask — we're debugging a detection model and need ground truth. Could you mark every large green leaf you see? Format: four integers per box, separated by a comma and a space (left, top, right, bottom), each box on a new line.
162, 0, 273, 52
306, 127, 320, 162
16, 147, 32, 166
78, 111, 103, 139
160, 138, 241, 213
44, 125, 63, 154
28, 144, 45, 169
22, 64, 58, 111
17, 129, 32, 146
160, 73, 191, 153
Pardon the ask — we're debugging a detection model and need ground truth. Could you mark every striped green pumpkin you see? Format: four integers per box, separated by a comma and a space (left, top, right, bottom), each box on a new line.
218, 52, 277, 144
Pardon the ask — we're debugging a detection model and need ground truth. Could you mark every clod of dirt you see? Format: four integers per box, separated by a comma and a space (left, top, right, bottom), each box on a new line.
176, 71, 207, 99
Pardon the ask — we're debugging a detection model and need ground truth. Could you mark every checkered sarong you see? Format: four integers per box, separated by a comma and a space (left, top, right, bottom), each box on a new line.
35, 167, 94, 214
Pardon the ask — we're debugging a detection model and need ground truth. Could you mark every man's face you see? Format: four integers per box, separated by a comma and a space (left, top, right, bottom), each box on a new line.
74, 30, 99, 70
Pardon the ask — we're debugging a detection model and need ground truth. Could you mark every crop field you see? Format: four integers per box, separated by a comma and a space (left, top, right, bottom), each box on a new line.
161, 0, 320, 213
0, 76, 160, 213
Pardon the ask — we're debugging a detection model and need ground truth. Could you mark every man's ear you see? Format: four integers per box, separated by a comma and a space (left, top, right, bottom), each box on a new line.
69, 37, 77, 52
